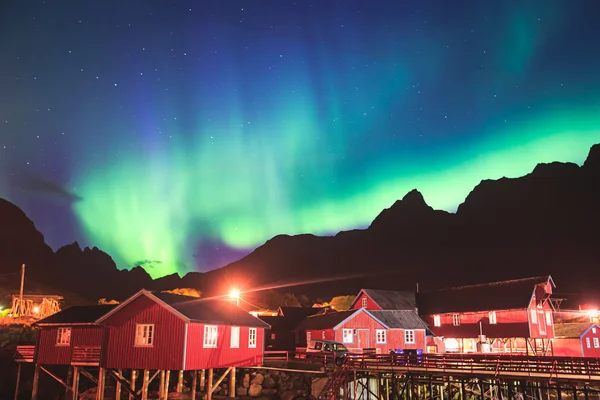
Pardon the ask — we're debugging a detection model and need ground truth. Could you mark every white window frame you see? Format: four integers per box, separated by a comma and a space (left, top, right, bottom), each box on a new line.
530, 308, 537, 324
433, 315, 441, 327
545, 311, 552, 326
230, 326, 240, 348
489, 311, 497, 324
452, 314, 460, 326
249, 328, 257, 348
586, 337, 591, 348
594, 337, 599, 349
321, 331, 326, 339
307, 331, 312, 343
405, 330, 415, 344
376, 329, 387, 344
203, 325, 218, 348
361, 297, 368, 308
134, 324, 154, 347
56, 327, 71, 346
342, 329, 353, 344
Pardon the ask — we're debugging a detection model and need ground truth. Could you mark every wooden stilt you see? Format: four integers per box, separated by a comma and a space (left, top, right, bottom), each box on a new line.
96, 367, 106, 400
159, 370, 165, 400
191, 370, 198, 400
31, 364, 40, 400
13, 363, 22, 400
66, 366, 73, 397
141, 369, 150, 400
229, 367, 236, 397
207, 368, 214, 400
200, 369, 205, 391
129, 370, 137, 400
115, 369, 122, 400
177, 370, 184, 392
164, 370, 171, 399
72, 367, 80, 400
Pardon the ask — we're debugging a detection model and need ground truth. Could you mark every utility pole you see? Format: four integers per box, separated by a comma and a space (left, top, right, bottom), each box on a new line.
18, 264, 25, 317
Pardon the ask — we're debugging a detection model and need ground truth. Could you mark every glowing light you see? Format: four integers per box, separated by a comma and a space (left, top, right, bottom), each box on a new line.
230, 289, 240, 300
587, 309, 598, 318
33, 306, 40, 313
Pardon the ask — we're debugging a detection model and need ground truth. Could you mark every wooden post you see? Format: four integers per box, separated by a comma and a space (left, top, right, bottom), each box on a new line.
141, 369, 149, 400
159, 370, 165, 400
72, 367, 80, 400
13, 363, 22, 400
191, 370, 198, 400
229, 367, 236, 397
177, 370, 184, 392
164, 370, 171, 399
129, 370, 137, 400
115, 369, 122, 400
65, 366, 73, 397
96, 367, 106, 400
200, 369, 205, 391
207, 368, 214, 400
18, 264, 25, 317
31, 364, 40, 400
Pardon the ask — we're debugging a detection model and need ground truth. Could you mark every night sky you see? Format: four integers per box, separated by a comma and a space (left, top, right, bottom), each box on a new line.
1, 1, 599, 278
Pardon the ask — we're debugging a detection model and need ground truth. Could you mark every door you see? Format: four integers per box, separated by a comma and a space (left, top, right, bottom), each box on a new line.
357, 329, 370, 351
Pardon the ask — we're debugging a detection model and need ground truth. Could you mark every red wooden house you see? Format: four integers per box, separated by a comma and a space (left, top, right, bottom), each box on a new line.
553, 323, 600, 357
295, 308, 427, 354
96, 289, 270, 371
417, 275, 556, 355
350, 289, 417, 311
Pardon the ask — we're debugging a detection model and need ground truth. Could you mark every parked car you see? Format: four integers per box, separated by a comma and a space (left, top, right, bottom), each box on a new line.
305, 340, 349, 365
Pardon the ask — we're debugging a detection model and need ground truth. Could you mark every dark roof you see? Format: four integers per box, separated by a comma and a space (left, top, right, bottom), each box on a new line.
368, 310, 428, 330
152, 291, 202, 305
295, 310, 357, 331
554, 323, 594, 338
417, 276, 551, 314
170, 298, 270, 328
361, 289, 416, 310
35, 305, 117, 325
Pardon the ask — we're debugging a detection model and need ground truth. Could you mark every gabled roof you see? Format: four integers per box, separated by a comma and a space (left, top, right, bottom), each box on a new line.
554, 323, 599, 338
35, 305, 117, 326
366, 310, 427, 330
417, 276, 553, 315
96, 289, 269, 328
295, 310, 358, 331
352, 289, 416, 310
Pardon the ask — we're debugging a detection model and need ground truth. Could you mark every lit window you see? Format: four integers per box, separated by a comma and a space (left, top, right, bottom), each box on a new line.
586, 337, 591, 348
249, 328, 257, 348
342, 329, 353, 344
134, 324, 154, 346
593, 327, 597, 334
376, 329, 387, 344
362, 297, 368, 308
489, 311, 497, 324
530, 309, 537, 324
307, 332, 312, 343
322, 331, 326, 339
230, 326, 240, 348
452, 314, 460, 326
56, 328, 71, 345
405, 330, 415, 344
203, 325, 218, 348
545, 312, 552, 326
433, 315, 441, 327
594, 338, 599, 349
271, 333, 276, 340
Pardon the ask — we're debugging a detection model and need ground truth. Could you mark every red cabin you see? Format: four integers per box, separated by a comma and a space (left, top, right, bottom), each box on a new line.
96, 290, 270, 371
350, 289, 417, 311
296, 308, 426, 354
417, 276, 556, 355
553, 323, 600, 357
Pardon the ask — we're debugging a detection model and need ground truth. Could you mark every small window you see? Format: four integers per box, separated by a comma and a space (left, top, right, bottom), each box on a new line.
56, 328, 71, 346
593, 327, 597, 334
307, 331, 311, 343
405, 330, 415, 344
545, 311, 552, 326
586, 337, 591, 348
594, 338, 599, 349
433, 315, 441, 327
361, 297, 368, 308
204, 325, 218, 348
321, 331, 326, 339
452, 314, 460, 326
342, 329, 353, 344
376, 329, 387, 344
530, 309, 537, 324
249, 328, 257, 348
135, 324, 154, 347
489, 311, 497, 324
271, 333, 276, 340
230, 326, 240, 348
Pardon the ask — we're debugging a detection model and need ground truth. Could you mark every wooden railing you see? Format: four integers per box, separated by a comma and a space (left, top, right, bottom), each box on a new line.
72, 346, 101, 365
264, 350, 289, 362
14, 345, 35, 362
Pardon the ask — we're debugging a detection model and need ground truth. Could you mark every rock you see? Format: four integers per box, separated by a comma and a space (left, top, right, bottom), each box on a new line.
248, 383, 263, 397
243, 373, 251, 388
281, 390, 303, 400
251, 373, 265, 385
262, 388, 277, 395
262, 376, 276, 389
237, 386, 248, 396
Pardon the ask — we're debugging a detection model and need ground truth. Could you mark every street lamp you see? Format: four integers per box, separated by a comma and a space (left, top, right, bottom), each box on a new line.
230, 289, 240, 307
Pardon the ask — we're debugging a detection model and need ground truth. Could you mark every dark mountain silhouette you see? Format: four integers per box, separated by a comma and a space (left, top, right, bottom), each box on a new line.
0, 143, 599, 303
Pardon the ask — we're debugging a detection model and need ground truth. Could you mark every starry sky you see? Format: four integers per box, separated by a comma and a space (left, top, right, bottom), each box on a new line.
1, 0, 600, 279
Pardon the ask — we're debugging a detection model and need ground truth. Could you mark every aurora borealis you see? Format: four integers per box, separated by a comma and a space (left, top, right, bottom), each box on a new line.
1, 1, 600, 278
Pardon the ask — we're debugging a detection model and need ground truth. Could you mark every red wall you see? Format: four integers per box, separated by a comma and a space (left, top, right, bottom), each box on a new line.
185, 323, 264, 370
582, 327, 600, 357
306, 329, 335, 343
351, 293, 382, 311
423, 309, 530, 339
527, 297, 554, 339
102, 295, 186, 370
36, 326, 103, 365
553, 338, 583, 357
